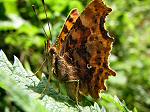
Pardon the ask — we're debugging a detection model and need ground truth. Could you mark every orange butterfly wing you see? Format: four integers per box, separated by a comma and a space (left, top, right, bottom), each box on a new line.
56, 9, 79, 51
58, 0, 116, 99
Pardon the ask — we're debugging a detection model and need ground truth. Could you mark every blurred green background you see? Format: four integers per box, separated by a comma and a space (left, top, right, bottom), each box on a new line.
0, 0, 150, 111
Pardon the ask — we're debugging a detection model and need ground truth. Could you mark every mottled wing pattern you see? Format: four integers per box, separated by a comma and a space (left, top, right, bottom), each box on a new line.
59, 0, 116, 99
56, 9, 79, 51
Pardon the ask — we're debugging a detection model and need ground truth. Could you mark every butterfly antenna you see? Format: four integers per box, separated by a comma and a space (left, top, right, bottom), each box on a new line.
41, 0, 52, 41
32, 5, 49, 39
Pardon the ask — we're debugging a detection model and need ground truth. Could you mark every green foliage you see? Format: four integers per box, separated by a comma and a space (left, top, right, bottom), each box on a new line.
105, 0, 150, 112
0, 50, 47, 112
0, 0, 150, 111
0, 50, 132, 111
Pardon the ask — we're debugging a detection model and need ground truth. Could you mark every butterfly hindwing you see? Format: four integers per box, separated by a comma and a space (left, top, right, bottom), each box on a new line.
58, 0, 116, 98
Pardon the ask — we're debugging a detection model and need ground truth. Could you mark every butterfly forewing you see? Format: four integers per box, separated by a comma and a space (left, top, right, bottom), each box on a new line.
57, 0, 116, 99
56, 9, 80, 50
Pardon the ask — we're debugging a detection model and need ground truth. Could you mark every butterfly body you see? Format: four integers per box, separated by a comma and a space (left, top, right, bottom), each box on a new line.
47, 0, 116, 101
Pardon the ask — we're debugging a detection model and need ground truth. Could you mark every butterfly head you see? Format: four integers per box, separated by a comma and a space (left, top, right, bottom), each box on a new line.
49, 47, 57, 56
45, 39, 57, 57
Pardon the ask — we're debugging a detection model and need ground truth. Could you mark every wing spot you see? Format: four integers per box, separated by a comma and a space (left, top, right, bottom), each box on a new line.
87, 64, 92, 69
88, 36, 94, 41
63, 25, 69, 33
68, 18, 74, 23
103, 62, 108, 68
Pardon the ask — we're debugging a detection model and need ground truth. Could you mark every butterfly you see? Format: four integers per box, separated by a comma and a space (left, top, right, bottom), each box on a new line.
42, 0, 116, 102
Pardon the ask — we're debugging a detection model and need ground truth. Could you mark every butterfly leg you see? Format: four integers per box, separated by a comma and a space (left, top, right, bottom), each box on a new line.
40, 77, 51, 100
39, 66, 54, 99
25, 59, 46, 79
25, 58, 47, 90
65, 79, 80, 105
35, 59, 47, 76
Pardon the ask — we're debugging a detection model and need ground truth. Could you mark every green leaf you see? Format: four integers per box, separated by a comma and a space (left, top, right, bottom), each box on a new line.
0, 50, 78, 111
0, 50, 47, 112
98, 94, 132, 112
3, 0, 19, 15
0, 50, 132, 111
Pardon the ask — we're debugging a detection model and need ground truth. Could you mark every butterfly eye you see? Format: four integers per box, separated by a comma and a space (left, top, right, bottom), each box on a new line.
49, 47, 57, 55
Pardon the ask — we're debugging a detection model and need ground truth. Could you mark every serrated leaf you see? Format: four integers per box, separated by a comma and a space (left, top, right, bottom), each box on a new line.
0, 50, 79, 111
0, 50, 13, 74
0, 60, 47, 112
0, 50, 132, 112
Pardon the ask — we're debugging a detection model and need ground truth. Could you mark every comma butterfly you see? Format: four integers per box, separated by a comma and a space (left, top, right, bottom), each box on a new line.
43, 0, 116, 101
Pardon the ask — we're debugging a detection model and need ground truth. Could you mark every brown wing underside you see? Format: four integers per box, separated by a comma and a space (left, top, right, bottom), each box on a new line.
59, 0, 116, 99
56, 9, 79, 51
